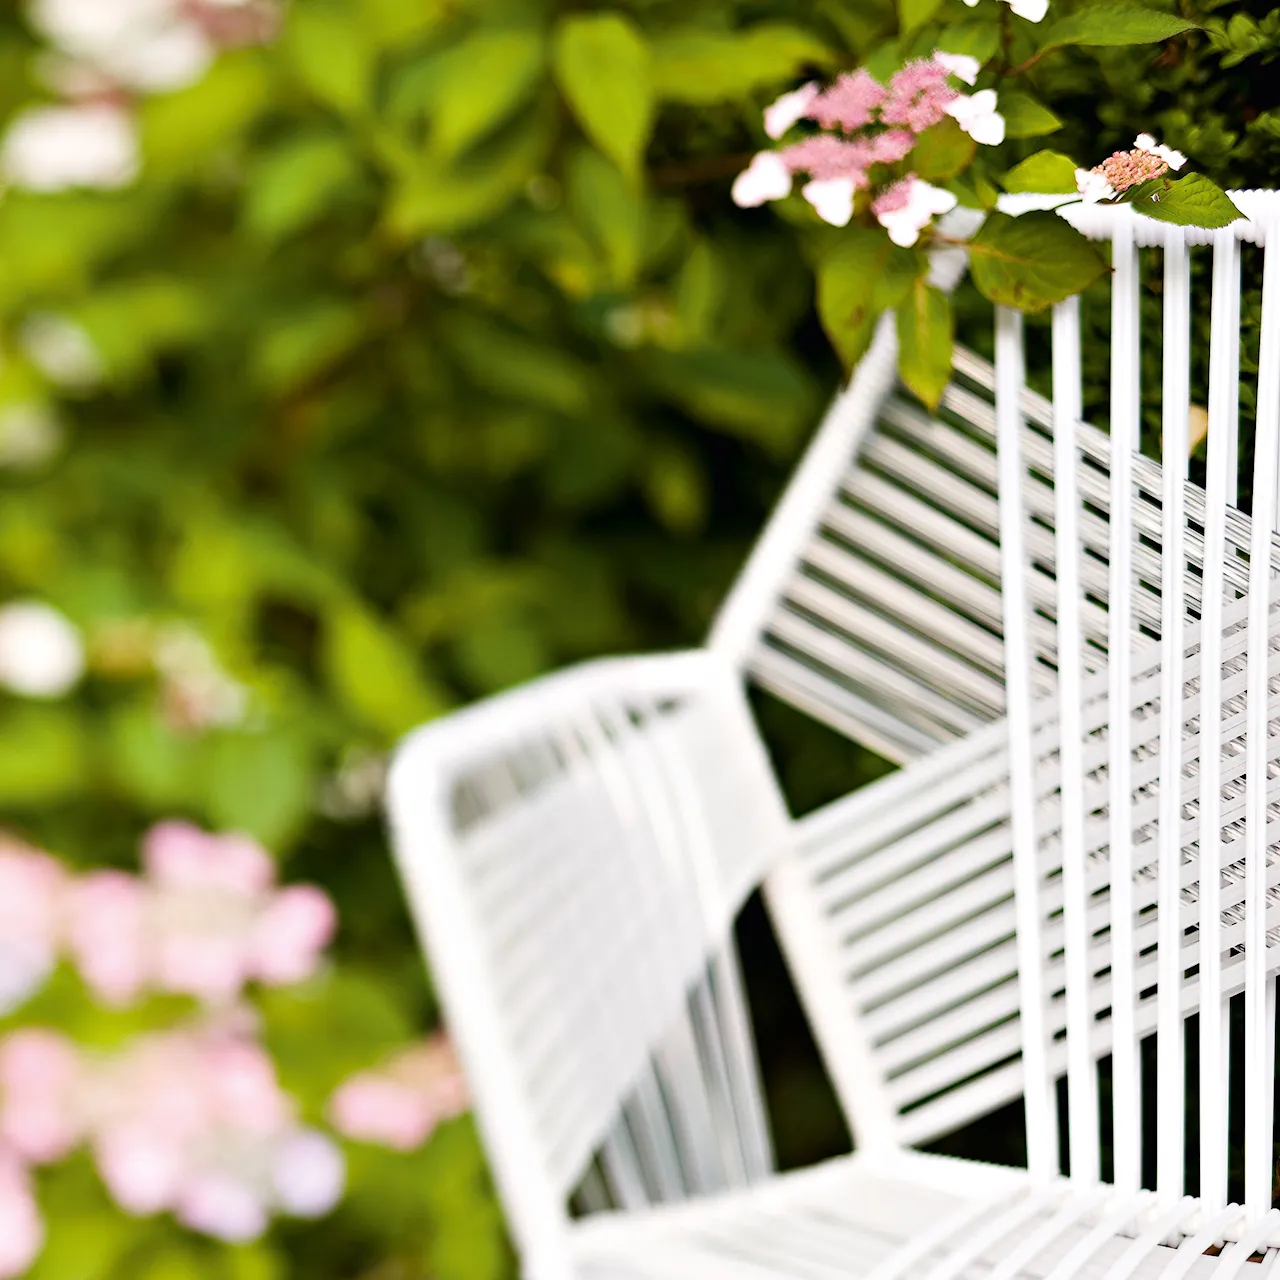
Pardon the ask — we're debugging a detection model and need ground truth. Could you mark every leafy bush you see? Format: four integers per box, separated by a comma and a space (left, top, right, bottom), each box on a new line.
0, 0, 1277, 1276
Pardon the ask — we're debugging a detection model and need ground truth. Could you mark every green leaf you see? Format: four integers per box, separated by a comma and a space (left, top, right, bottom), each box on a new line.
566, 148, 645, 288
443, 312, 595, 414
383, 105, 557, 238
202, 730, 314, 850
968, 211, 1108, 312
1002, 149, 1079, 194
898, 0, 945, 34
938, 20, 1002, 63
552, 13, 653, 182
650, 25, 835, 104
1039, 2, 1198, 51
429, 28, 546, 160
244, 134, 360, 241
897, 281, 953, 410
322, 603, 446, 738
0, 706, 88, 806
1000, 91, 1063, 138
1128, 172, 1244, 228
139, 54, 271, 173
255, 303, 364, 393
815, 228, 919, 369
285, 3, 375, 113
912, 117, 976, 181
646, 348, 817, 456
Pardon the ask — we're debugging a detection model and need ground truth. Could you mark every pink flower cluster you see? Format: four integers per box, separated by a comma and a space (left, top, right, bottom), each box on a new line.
328, 1033, 470, 1152
0, 1022, 344, 1248
733, 54, 1001, 243
1075, 133, 1188, 203
0, 822, 335, 1014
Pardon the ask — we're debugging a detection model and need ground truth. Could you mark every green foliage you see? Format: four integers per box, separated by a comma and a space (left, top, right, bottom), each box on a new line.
1002, 150, 1080, 192
896, 281, 953, 410
1129, 171, 1245, 226
1037, 2, 1200, 51
552, 14, 654, 182
968, 211, 1109, 311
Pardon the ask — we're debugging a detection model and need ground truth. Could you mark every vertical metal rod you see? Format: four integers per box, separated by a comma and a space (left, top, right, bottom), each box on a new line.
1199, 226, 1242, 1213
1108, 219, 1140, 1194
1244, 215, 1280, 1220
1157, 226, 1191, 1204
996, 306, 1057, 1181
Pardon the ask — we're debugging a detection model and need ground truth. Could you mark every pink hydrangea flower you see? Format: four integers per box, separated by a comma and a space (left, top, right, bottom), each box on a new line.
762, 82, 818, 140
87, 1025, 344, 1240
873, 175, 958, 247
0, 841, 65, 1015
0, 1150, 43, 1280
0, 1030, 82, 1164
65, 871, 149, 1006
867, 130, 916, 165
781, 136, 872, 183
329, 1033, 469, 1152
1077, 146, 1172, 202
1134, 132, 1186, 171
809, 70, 884, 133
64, 822, 336, 1007
880, 59, 958, 133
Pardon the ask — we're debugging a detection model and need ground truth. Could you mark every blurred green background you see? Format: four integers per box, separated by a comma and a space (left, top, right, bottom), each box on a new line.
1, 0, 1279, 1275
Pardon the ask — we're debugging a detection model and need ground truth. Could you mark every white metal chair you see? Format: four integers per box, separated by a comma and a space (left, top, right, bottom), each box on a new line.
388, 190, 1280, 1276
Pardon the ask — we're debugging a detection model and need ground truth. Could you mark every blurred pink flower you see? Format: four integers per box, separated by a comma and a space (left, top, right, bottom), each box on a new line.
0, 841, 65, 1015
0, 1029, 81, 1164
65, 871, 148, 1006
86, 1025, 344, 1240
144, 821, 273, 895
329, 1033, 469, 1152
271, 1129, 345, 1218
809, 70, 884, 133
250, 886, 337, 986
176, 1172, 269, 1243
881, 59, 958, 133
64, 823, 335, 1007
781, 136, 872, 184
0, 1150, 43, 1280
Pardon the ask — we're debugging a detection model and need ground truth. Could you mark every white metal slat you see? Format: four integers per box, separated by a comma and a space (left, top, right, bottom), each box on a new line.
1244, 214, 1280, 1220
997, 307, 1058, 1182
1158, 224, 1193, 1210
1106, 223, 1141, 1194
1198, 226, 1241, 1215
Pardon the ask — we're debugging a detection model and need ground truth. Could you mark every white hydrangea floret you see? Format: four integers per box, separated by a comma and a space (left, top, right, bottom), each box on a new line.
731, 152, 792, 208
934, 51, 981, 86
876, 179, 958, 249
763, 82, 818, 140
802, 178, 857, 228
961, 0, 1048, 19
1075, 167, 1116, 203
945, 89, 1005, 147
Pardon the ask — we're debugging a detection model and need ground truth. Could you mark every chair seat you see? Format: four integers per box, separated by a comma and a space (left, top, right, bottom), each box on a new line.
568, 1149, 1272, 1280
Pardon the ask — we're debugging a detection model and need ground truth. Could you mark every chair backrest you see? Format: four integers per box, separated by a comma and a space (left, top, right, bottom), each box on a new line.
997, 194, 1280, 1226
386, 651, 790, 1278
725, 192, 1280, 1224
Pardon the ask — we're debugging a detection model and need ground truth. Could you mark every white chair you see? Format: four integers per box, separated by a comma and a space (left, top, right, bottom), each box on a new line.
387, 191, 1280, 1277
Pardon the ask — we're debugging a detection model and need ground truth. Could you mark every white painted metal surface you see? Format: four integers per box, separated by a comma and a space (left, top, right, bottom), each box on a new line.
387, 192, 1280, 1277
